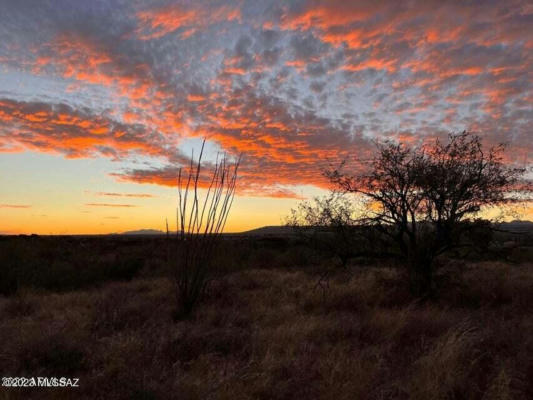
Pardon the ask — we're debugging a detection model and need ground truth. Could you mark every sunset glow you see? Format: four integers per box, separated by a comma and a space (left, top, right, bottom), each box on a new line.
1, 0, 531, 234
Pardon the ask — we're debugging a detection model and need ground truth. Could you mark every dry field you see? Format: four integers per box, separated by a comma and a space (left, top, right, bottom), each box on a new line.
1, 246, 533, 399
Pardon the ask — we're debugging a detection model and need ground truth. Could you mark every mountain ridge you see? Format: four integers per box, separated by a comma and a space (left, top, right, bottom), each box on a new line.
117, 220, 533, 237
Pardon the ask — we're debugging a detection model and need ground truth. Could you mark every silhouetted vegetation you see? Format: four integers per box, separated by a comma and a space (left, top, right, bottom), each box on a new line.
0, 235, 145, 295
287, 191, 374, 269
325, 131, 526, 296
169, 140, 240, 318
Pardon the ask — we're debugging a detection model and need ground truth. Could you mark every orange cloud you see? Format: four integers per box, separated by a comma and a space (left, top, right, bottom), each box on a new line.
342, 58, 397, 73
0, 98, 166, 159
187, 94, 206, 102
280, 3, 378, 32
33, 33, 170, 120
136, 4, 241, 40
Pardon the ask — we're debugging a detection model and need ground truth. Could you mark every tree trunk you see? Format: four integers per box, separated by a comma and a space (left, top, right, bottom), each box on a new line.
408, 256, 433, 298
340, 254, 349, 269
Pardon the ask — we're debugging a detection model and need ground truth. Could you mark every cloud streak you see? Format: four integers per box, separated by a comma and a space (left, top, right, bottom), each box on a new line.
87, 191, 156, 198
0, 204, 31, 209
85, 203, 138, 208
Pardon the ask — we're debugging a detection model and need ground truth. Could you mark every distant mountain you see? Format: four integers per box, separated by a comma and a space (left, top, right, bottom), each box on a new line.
118, 221, 533, 237
120, 229, 165, 235
241, 221, 533, 236
120, 226, 295, 236
496, 220, 533, 233
240, 225, 296, 236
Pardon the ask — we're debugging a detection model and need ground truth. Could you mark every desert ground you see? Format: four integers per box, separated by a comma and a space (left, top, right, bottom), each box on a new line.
1, 231, 533, 400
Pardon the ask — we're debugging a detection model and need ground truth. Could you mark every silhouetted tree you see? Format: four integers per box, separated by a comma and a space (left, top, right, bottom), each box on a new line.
327, 131, 525, 297
286, 191, 369, 268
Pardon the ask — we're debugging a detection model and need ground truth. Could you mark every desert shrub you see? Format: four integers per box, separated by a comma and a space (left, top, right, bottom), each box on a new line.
169, 140, 240, 317
9, 328, 87, 376
33, 258, 143, 292
438, 264, 513, 309
105, 257, 144, 281
210, 240, 254, 273
287, 192, 373, 269
405, 325, 480, 399
0, 238, 39, 295
508, 246, 533, 263
0, 259, 20, 296
483, 366, 513, 400
247, 246, 281, 269
276, 244, 321, 268
90, 282, 165, 337
2, 293, 36, 318
165, 326, 251, 363
21, 335, 85, 375
0, 237, 144, 295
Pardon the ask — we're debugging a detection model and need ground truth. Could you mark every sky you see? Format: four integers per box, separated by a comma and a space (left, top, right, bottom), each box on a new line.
0, 0, 532, 234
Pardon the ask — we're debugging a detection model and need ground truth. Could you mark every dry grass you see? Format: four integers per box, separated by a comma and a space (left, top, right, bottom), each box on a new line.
1, 261, 533, 399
